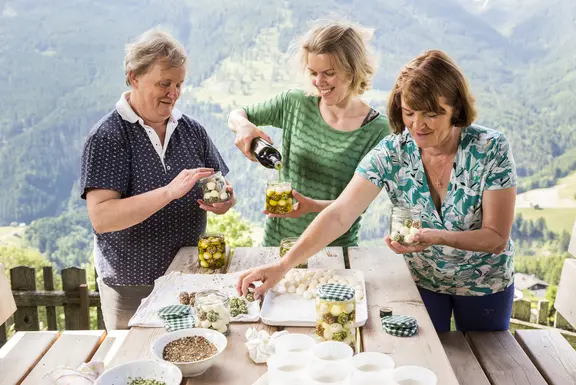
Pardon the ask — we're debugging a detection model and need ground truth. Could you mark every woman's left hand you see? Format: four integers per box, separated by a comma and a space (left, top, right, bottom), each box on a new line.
263, 190, 315, 218
198, 185, 236, 214
385, 228, 441, 254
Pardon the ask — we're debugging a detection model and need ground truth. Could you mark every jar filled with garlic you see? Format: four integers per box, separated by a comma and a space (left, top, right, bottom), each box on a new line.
389, 206, 422, 245
199, 171, 230, 204
315, 283, 356, 348
194, 290, 230, 335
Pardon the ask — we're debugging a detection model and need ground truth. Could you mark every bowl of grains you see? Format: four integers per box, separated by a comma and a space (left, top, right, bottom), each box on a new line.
94, 359, 182, 385
151, 328, 228, 377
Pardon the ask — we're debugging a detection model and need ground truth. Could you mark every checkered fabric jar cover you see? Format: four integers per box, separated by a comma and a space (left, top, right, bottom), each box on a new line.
381, 315, 418, 337
316, 283, 355, 301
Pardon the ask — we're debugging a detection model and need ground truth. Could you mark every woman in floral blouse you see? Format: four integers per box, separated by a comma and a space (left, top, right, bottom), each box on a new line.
238, 50, 517, 333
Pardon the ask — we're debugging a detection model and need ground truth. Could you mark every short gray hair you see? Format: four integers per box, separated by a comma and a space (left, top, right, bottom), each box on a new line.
124, 30, 187, 86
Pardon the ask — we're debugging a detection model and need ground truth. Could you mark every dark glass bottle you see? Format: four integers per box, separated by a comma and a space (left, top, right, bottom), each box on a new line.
250, 137, 283, 170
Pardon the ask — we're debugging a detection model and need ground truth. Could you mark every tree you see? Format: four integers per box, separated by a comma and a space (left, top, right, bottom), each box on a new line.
206, 209, 255, 248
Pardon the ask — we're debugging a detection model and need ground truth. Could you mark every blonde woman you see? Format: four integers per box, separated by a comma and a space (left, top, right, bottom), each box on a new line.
229, 20, 390, 246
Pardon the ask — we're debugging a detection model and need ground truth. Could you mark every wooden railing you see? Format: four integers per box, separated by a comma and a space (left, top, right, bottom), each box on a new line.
0, 266, 103, 347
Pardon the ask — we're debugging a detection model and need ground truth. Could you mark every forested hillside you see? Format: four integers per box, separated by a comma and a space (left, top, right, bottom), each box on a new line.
0, 0, 574, 262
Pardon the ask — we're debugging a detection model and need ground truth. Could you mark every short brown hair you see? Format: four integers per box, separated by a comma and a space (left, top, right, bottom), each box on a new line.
294, 20, 375, 95
387, 50, 476, 134
124, 30, 187, 86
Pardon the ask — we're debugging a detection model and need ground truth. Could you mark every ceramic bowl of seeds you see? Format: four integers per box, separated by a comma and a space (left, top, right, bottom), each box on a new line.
94, 359, 182, 385
151, 328, 228, 377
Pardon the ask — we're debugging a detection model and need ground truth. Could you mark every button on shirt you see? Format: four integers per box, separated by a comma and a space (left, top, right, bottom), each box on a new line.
356, 125, 517, 296
80, 92, 229, 285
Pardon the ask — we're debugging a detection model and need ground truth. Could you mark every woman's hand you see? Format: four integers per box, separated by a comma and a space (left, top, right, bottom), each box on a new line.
385, 228, 442, 254
236, 263, 288, 300
198, 185, 236, 214
166, 168, 214, 201
263, 190, 316, 218
234, 121, 273, 161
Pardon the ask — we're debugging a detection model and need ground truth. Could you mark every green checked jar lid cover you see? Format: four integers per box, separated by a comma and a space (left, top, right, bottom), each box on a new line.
316, 283, 355, 301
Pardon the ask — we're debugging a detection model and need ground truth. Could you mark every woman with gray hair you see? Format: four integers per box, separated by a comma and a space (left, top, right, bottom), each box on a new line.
80, 29, 235, 330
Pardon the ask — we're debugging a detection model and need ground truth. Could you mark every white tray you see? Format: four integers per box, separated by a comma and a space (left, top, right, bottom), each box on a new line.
260, 269, 367, 327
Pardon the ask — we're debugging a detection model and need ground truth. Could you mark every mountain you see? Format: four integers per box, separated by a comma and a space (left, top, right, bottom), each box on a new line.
0, 0, 574, 245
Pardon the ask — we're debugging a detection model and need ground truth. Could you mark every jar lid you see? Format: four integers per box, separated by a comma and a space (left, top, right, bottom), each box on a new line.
316, 283, 355, 301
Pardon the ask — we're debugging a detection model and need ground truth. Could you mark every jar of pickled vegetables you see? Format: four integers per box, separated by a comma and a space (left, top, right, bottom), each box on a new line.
389, 206, 422, 245
266, 181, 293, 215
198, 233, 226, 269
315, 283, 356, 348
199, 171, 230, 204
194, 290, 230, 335
279, 237, 307, 269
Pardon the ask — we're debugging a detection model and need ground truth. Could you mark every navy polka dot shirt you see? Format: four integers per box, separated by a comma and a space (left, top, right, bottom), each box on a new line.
80, 93, 229, 286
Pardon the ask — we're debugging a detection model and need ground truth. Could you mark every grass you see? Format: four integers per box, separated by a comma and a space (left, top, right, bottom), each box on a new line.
515, 208, 576, 234
557, 171, 576, 200
0, 226, 26, 247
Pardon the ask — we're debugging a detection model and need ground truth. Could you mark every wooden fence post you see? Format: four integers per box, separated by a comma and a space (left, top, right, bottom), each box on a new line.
10, 266, 39, 331
554, 311, 576, 332
512, 299, 531, 322
94, 269, 105, 330
43, 266, 58, 330
62, 267, 88, 330
537, 300, 549, 326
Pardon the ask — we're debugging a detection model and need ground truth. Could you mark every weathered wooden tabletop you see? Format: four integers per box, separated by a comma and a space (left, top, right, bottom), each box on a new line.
107, 246, 459, 385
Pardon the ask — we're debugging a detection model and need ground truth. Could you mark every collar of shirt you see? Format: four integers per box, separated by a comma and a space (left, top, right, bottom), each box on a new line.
115, 91, 182, 169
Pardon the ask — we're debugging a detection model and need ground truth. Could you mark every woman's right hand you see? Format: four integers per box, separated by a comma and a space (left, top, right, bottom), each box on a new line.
237, 262, 288, 300
166, 168, 214, 201
234, 121, 273, 161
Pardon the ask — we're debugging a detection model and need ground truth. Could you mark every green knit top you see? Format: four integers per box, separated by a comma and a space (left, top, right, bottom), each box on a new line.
244, 89, 389, 246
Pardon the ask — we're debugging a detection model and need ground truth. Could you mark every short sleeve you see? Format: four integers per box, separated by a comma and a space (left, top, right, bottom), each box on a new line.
355, 141, 393, 189
243, 90, 291, 128
80, 129, 130, 199
485, 134, 517, 190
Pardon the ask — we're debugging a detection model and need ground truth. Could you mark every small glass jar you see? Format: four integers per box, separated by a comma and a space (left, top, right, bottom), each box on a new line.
266, 181, 293, 215
194, 289, 230, 335
280, 237, 307, 269
315, 283, 356, 349
198, 233, 226, 269
389, 206, 422, 246
199, 171, 229, 204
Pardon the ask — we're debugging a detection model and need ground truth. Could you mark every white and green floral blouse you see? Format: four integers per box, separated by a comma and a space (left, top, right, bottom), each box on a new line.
356, 125, 517, 296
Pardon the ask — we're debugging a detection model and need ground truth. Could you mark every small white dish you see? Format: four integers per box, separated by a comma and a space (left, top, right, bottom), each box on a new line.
391, 365, 437, 385
94, 359, 181, 385
151, 328, 228, 377
274, 333, 316, 355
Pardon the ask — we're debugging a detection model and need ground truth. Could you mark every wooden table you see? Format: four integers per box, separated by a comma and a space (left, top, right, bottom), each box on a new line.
107, 246, 459, 384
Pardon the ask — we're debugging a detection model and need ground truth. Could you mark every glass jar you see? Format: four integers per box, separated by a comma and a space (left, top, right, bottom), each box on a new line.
199, 171, 230, 204
194, 289, 230, 335
389, 206, 422, 246
198, 233, 226, 269
315, 283, 356, 349
266, 181, 293, 215
279, 237, 307, 269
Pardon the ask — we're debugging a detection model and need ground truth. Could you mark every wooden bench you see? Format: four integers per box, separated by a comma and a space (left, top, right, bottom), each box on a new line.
440, 331, 550, 385
0, 331, 59, 385
438, 332, 490, 385
515, 329, 576, 385
20, 330, 106, 384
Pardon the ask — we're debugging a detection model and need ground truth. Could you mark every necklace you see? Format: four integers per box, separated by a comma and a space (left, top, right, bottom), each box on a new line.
426, 155, 452, 189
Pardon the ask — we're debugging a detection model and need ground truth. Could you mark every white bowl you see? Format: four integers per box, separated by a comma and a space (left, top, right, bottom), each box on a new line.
151, 328, 228, 377
94, 360, 181, 385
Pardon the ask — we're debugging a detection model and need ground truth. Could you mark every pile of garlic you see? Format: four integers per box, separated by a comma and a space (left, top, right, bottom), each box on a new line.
271, 269, 364, 301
